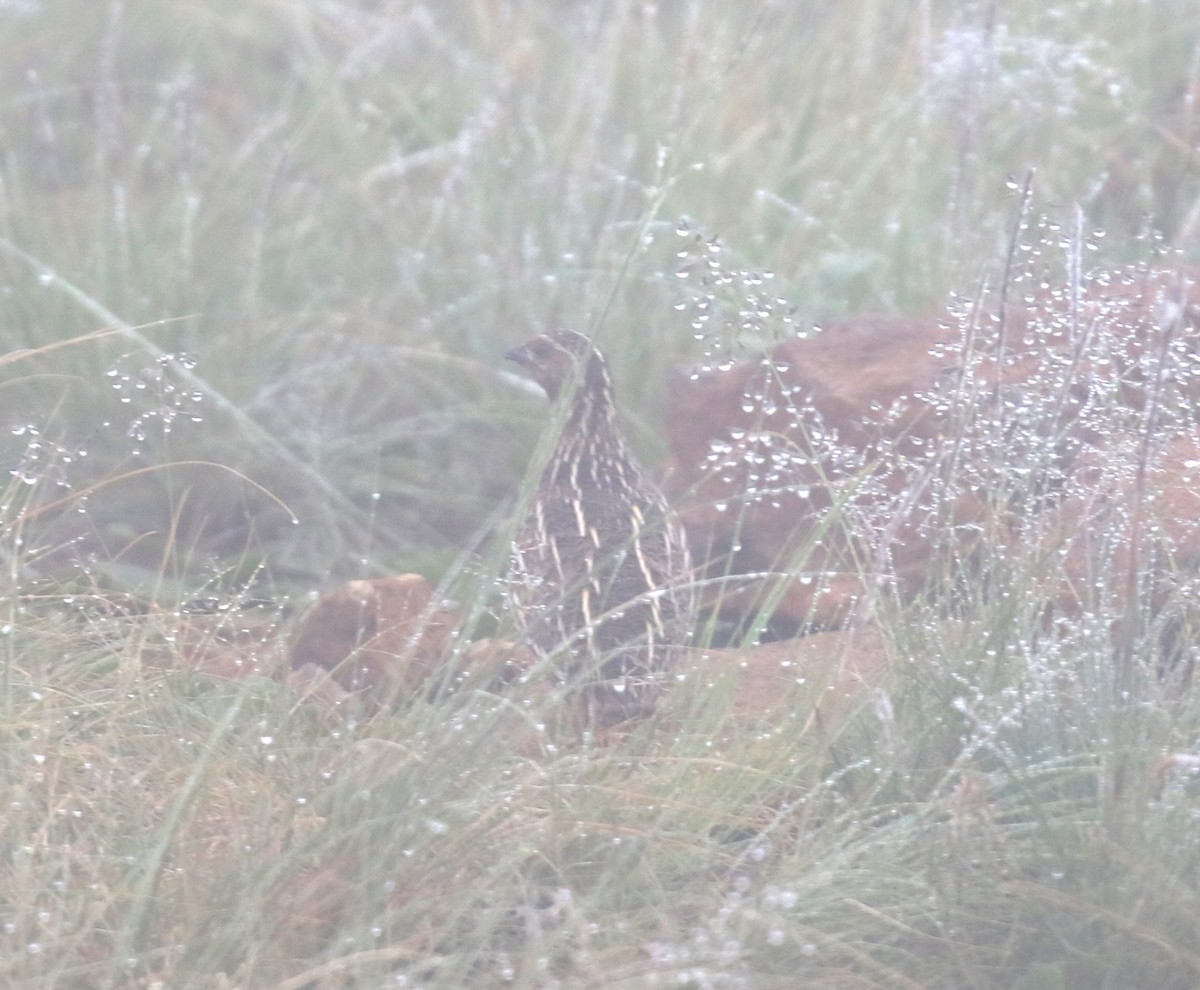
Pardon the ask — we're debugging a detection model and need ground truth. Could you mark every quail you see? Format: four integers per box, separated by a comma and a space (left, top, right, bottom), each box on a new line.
505, 329, 695, 723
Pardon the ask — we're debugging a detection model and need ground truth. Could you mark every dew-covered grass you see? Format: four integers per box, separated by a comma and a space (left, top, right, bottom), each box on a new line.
4, 1, 1200, 987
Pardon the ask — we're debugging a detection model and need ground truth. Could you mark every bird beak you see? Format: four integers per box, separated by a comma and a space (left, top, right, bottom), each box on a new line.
504, 345, 526, 365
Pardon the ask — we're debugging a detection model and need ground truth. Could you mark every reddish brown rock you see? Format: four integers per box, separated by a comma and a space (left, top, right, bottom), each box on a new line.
664, 314, 968, 630
664, 269, 1200, 632
682, 626, 893, 726
1040, 432, 1200, 620
287, 574, 457, 703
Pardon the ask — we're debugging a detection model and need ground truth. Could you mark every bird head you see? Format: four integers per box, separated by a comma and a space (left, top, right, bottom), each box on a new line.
505, 328, 600, 401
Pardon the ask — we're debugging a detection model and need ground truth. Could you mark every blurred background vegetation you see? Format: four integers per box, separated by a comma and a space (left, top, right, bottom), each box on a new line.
3, 0, 1198, 599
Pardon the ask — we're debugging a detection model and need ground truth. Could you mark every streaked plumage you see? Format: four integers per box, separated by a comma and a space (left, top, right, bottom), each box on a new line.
505, 329, 694, 723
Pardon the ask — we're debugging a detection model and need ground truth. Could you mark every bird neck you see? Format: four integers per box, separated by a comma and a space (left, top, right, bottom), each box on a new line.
546, 353, 638, 488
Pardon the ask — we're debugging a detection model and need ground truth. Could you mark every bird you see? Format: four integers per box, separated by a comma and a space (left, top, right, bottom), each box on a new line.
504, 329, 695, 725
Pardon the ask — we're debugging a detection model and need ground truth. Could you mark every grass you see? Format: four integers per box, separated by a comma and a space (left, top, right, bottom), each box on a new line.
3, 0, 1200, 987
